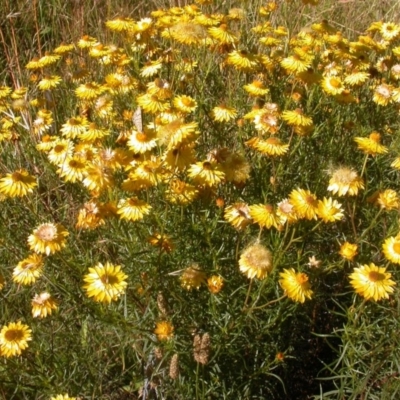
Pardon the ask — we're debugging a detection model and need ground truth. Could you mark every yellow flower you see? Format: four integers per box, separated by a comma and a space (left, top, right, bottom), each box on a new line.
57, 157, 87, 183
279, 269, 313, 303
281, 109, 313, 127
173, 95, 197, 113
147, 233, 174, 253
154, 321, 174, 341
321, 76, 344, 95
180, 265, 206, 290
127, 128, 158, 153
76, 201, 106, 230
188, 161, 225, 187
376, 189, 399, 210
75, 82, 105, 101
354, 132, 388, 155
83, 262, 128, 303
382, 235, 400, 264
373, 84, 392, 106
105, 17, 135, 32
166, 179, 198, 205
226, 50, 260, 72
28, 223, 68, 255
50, 395, 76, 400
31, 292, 58, 318
339, 242, 358, 261
211, 105, 238, 122
37, 75, 62, 90
276, 198, 298, 225
243, 80, 269, 97
248, 137, 289, 156
208, 24, 238, 44
249, 204, 282, 229
117, 197, 152, 221
289, 188, 318, 220
13, 254, 44, 285
224, 203, 252, 230
239, 243, 273, 280
0, 169, 37, 198
168, 22, 208, 45
48, 139, 74, 164
137, 93, 169, 114
327, 167, 364, 196
281, 54, 311, 74
380, 22, 400, 41
53, 43, 75, 54
207, 275, 224, 294
0, 321, 32, 357
349, 264, 395, 301
316, 197, 344, 223
60, 117, 89, 139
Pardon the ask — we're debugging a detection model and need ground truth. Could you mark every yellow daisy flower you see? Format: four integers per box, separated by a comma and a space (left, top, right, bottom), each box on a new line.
208, 24, 238, 44
75, 82, 105, 100
239, 243, 273, 280
180, 265, 206, 290
83, 262, 128, 303
53, 43, 75, 54
281, 109, 313, 127
316, 197, 344, 223
117, 197, 152, 221
382, 235, 400, 264
37, 75, 62, 90
207, 275, 224, 294
13, 254, 44, 285
376, 189, 399, 210
50, 395, 76, 400
211, 105, 238, 122
60, 117, 88, 139
249, 137, 289, 157
31, 292, 58, 318
354, 132, 388, 155
249, 204, 282, 229
0, 321, 32, 357
27, 223, 69, 255
188, 161, 225, 187
57, 157, 87, 183
154, 321, 174, 341
127, 128, 158, 153
165, 179, 198, 205
373, 84, 393, 106
224, 203, 252, 230
226, 50, 260, 72
136, 93, 169, 114
321, 76, 344, 95
279, 269, 313, 303
243, 80, 269, 97
173, 95, 197, 113
280, 54, 311, 74
289, 188, 318, 220
0, 169, 37, 198
327, 167, 364, 196
339, 242, 358, 261
168, 22, 208, 45
349, 263, 395, 301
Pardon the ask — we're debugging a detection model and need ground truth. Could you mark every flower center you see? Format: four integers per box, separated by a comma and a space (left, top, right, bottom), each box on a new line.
297, 273, 309, 285
368, 271, 384, 282
393, 241, 400, 255
37, 224, 57, 241
4, 329, 23, 341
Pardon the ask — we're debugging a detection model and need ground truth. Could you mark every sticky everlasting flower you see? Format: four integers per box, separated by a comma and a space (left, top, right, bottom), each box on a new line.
316, 197, 344, 223
0, 169, 37, 197
239, 243, 273, 279
327, 167, 364, 196
354, 132, 388, 155
117, 197, 152, 221
339, 242, 358, 261
154, 321, 174, 341
50, 395, 76, 400
224, 203, 252, 230
13, 254, 44, 285
349, 264, 395, 301
207, 275, 224, 294
0, 321, 32, 358
27, 223, 68, 255
279, 269, 313, 303
382, 235, 400, 264
289, 188, 318, 220
188, 161, 225, 187
31, 292, 58, 318
249, 204, 282, 229
180, 265, 206, 290
83, 262, 128, 303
